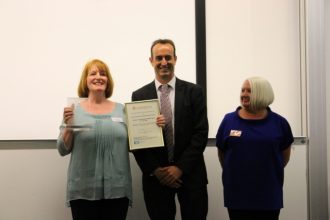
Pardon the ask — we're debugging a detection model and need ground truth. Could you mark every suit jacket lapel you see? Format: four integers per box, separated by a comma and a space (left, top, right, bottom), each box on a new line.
145, 81, 158, 100
174, 78, 184, 133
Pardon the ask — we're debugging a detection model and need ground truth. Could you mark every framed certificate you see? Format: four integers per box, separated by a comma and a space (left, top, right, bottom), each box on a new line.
125, 99, 164, 151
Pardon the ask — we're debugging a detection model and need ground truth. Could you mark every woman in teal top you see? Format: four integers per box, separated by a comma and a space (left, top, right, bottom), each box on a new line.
57, 59, 132, 220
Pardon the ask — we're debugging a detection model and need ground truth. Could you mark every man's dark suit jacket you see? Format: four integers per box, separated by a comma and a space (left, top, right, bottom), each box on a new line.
131, 77, 209, 189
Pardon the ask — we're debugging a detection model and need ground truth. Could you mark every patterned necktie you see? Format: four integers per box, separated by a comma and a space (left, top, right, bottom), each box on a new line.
160, 84, 174, 162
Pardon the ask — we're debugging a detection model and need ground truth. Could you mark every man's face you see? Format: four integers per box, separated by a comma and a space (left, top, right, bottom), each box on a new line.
150, 43, 177, 83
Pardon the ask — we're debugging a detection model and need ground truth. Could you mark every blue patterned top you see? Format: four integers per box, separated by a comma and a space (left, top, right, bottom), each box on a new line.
57, 103, 132, 206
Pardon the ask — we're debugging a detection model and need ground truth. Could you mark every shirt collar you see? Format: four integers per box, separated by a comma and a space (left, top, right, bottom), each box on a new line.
155, 76, 176, 90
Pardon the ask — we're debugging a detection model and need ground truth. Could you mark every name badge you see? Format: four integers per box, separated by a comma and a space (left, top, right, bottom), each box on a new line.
112, 117, 124, 123
229, 130, 242, 137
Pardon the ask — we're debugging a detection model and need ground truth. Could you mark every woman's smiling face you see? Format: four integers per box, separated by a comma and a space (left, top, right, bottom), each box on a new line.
240, 80, 251, 109
86, 65, 108, 94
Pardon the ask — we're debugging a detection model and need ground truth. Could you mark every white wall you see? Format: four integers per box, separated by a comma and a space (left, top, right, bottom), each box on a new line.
0, 148, 228, 220
205, 0, 308, 219
0, 0, 196, 140
324, 0, 330, 216
1, 0, 324, 219
0, 149, 71, 220
206, 0, 302, 137
0, 150, 148, 220
306, 0, 329, 218
0, 146, 308, 220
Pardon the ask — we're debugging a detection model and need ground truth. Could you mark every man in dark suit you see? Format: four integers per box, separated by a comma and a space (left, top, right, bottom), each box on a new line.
131, 39, 209, 220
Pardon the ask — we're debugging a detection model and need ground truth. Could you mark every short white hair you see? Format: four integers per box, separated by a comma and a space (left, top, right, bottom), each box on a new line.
247, 76, 274, 111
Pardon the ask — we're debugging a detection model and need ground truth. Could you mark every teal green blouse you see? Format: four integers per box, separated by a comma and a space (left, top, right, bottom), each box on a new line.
57, 103, 132, 206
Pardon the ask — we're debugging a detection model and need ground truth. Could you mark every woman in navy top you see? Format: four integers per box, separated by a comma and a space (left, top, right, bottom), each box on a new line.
216, 77, 293, 220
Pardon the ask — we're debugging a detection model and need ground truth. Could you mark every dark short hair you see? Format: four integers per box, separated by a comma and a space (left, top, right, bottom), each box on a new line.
150, 39, 176, 57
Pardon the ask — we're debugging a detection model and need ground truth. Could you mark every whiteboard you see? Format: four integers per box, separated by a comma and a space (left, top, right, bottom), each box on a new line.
0, 0, 196, 140
206, 0, 302, 137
